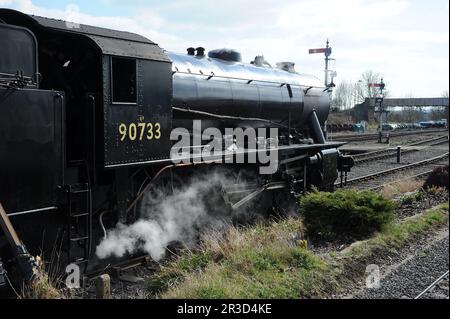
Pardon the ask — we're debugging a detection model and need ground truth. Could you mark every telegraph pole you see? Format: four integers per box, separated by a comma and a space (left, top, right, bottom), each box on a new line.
369, 79, 386, 143
324, 39, 331, 87
309, 40, 335, 140
309, 40, 333, 87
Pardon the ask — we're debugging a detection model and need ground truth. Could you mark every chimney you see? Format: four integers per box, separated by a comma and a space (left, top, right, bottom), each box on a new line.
196, 47, 205, 57
187, 47, 195, 55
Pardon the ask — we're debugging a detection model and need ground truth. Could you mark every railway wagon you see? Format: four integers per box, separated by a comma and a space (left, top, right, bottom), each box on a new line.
0, 9, 353, 285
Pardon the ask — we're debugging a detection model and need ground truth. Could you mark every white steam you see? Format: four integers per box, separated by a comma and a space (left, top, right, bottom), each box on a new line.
95, 170, 245, 261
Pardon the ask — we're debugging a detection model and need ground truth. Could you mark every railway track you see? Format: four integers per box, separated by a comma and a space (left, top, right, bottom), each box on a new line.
352, 135, 449, 164
336, 152, 449, 190
415, 270, 449, 299
329, 129, 448, 142
367, 170, 435, 192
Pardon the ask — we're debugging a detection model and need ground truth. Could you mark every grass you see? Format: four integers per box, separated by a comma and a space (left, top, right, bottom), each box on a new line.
21, 256, 62, 299
147, 202, 448, 299
400, 191, 425, 205
146, 218, 337, 298
379, 179, 423, 200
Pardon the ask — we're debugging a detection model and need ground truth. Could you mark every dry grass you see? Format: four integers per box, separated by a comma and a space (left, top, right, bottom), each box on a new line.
146, 202, 449, 299
20, 256, 63, 299
379, 179, 423, 199
149, 216, 305, 298
146, 218, 324, 298
199, 217, 306, 258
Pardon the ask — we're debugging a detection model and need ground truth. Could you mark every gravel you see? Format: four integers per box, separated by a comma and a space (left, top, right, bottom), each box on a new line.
418, 273, 449, 299
83, 264, 153, 299
396, 191, 449, 220
338, 131, 448, 148
353, 231, 449, 299
347, 145, 449, 181
347, 160, 449, 190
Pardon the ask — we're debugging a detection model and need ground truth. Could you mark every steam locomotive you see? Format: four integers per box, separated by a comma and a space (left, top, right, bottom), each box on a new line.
0, 9, 353, 285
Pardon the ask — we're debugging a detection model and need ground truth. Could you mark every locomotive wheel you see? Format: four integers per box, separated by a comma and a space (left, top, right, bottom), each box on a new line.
271, 189, 299, 218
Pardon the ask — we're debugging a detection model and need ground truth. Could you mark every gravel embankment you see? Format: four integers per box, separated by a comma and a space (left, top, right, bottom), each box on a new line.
396, 191, 449, 220
418, 273, 449, 299
354, 231, 449, 299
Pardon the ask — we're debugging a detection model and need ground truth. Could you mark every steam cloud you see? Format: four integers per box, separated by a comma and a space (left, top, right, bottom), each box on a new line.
95, 170, 255, 261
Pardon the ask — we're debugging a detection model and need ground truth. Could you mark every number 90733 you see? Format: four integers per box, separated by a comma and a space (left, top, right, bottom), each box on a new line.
118, 122, 161, 141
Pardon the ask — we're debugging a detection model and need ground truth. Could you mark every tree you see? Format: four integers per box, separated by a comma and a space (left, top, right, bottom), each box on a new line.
332, 80, 354, 110
397, 92, 422, 123
429, 90, 449, 121
353, 70, 389, 104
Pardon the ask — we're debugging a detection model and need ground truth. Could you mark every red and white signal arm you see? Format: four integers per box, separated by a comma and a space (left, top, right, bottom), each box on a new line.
309, 48, 327, 54
309, 47, 332, 56
368, 83, 386, 88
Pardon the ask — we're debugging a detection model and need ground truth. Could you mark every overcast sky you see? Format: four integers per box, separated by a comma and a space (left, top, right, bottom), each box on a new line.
1, 0, 448, 97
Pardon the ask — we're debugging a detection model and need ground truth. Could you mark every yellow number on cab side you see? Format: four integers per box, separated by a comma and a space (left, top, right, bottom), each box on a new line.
129, 123, 137, 141
155, 123, 161, 139
147, 123, 153, 140
119, 123, 127, 141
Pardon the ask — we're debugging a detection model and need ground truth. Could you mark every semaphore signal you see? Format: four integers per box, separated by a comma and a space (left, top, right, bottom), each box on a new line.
309, 40, 334, 88
368, 78, 387, 143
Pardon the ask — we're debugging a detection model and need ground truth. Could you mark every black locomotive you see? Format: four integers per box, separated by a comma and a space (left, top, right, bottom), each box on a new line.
0, 9, 353, 284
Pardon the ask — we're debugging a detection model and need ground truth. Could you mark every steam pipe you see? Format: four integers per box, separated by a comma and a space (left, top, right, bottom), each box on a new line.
310, 110, 326, 144
172, 106, 289, 128
126, 163, 193, 214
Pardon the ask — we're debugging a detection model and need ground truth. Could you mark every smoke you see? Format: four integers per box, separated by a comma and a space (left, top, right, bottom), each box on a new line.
95, 169, 253, 261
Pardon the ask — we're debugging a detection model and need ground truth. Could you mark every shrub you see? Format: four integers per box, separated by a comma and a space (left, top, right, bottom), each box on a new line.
423, 165, 449, 190
299, 190, 396, 239
400, 191, 425, 206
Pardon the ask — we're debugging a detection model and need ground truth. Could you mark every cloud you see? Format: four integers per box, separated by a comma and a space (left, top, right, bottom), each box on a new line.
1, 0, 448, 97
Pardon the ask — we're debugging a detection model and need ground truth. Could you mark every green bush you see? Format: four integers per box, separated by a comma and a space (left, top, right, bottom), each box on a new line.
299, 190, 396, 239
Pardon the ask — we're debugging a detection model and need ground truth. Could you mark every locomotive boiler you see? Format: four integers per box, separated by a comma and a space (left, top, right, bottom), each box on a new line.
169, 48, 330, 131
0, 8, 353, 287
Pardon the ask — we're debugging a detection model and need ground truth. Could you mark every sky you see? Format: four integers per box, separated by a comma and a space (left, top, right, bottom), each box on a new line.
1, 0, 448, 97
